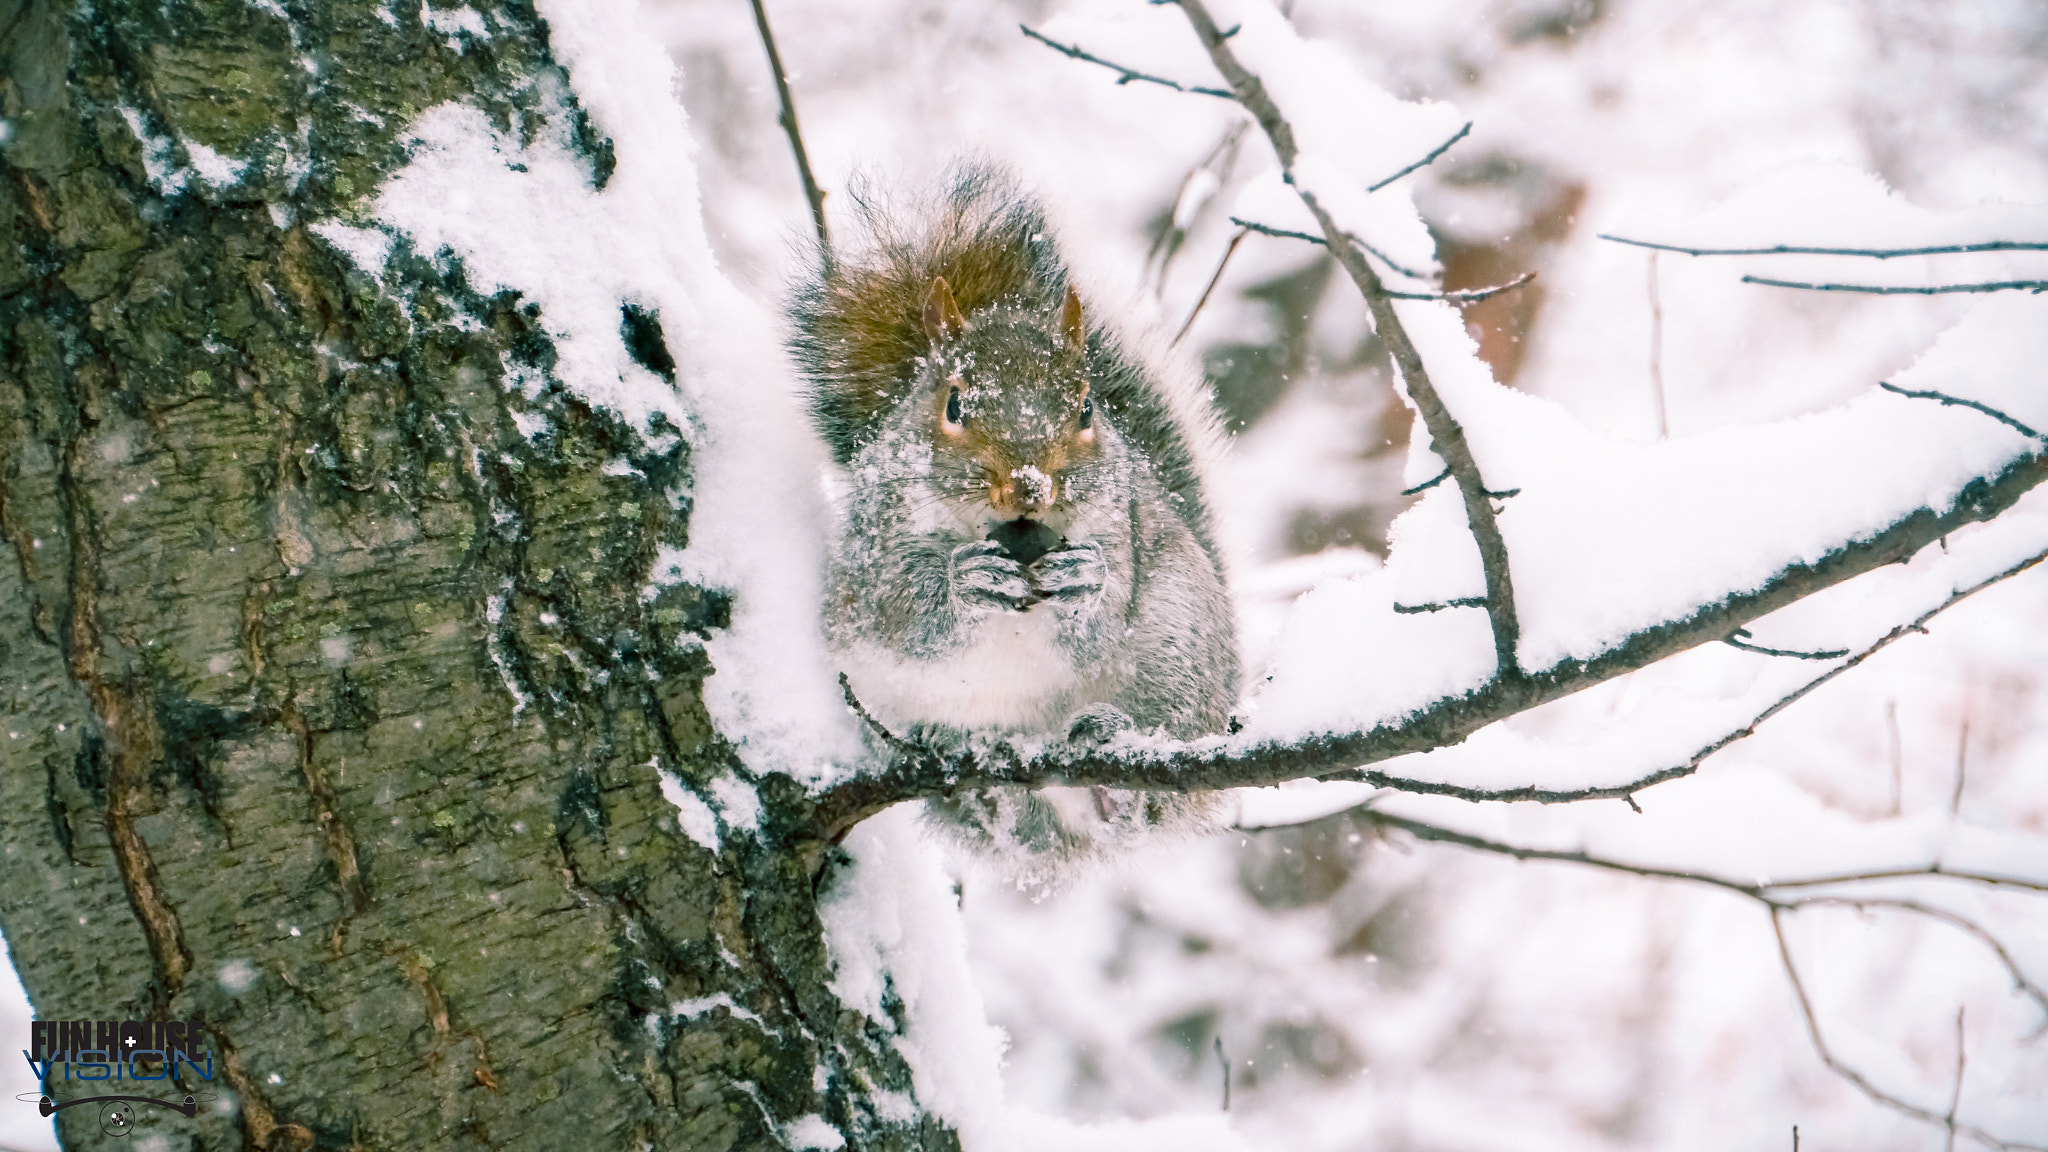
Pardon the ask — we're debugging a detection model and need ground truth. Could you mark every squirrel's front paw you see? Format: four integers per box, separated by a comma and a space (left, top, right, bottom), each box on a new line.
949, 539, 1031, 611
1065, 703, 1135, 746
1028, 541, 1106, 603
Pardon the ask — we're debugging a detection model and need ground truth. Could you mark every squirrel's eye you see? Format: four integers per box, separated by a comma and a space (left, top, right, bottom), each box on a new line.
1078, 393, 1093, 430
944, 386, 963, 428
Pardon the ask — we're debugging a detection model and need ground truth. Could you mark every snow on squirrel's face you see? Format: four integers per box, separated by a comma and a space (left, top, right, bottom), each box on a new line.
916, 286, 1102, 534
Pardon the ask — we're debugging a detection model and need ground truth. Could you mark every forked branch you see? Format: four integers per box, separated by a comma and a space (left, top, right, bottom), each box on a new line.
1334, 804, 2048, 1149
1774, 909, 2047, 1151
805, 0, 2048, 845
1173, 0, 1525, 679
813, 440, 2048, 840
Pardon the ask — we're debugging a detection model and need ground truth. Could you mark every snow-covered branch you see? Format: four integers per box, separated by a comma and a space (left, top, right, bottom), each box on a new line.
1173, 0, 1525, 678
807, 0, 2048, 844
815, 509, 2048, 838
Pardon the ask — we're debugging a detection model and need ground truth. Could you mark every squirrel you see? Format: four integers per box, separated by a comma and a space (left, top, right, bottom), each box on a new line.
788, 163, 1239, 873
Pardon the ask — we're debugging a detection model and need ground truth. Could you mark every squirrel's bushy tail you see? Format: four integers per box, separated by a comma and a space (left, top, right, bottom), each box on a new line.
788, 162, 1069, 465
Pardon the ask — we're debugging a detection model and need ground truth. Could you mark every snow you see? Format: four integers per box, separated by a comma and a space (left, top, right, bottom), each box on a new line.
8, 0, 2048, 1150
820, 805, 1012, 1150
309, 221, 393, 278
660, 771, 720, 852
782, 1114, 846, 1151
182, 139, 249, 189
536, 0, 865, 787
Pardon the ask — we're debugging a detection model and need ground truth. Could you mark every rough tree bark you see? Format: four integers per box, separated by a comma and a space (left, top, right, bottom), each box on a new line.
5, 1, 2046, 1150
0, 1, 939, 1149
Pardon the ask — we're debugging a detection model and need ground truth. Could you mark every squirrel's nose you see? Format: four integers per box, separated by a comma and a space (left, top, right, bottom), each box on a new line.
989, 467, 1057, 516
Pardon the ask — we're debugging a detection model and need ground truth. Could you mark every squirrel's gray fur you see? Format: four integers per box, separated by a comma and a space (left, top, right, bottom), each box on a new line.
788, 162, 1239, 876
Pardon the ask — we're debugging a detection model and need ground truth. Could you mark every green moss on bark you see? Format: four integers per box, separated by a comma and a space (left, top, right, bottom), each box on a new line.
0, 1, 952, 1149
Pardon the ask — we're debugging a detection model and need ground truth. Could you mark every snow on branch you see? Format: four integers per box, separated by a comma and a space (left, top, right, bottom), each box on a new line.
807, 0, 2048, 842
1170, 0, 1525, 677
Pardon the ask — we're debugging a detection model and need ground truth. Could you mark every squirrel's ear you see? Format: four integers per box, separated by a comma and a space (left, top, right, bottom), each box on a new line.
923, 276, 967, 344
1060, 284, 1086, 353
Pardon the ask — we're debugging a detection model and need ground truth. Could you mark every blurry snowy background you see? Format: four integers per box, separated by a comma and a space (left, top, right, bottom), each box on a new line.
7, 1, 2047, 1149
634, 0, 2048, 1149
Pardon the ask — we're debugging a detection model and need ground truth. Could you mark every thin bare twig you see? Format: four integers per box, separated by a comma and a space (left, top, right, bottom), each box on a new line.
1227, 218, 1440, 283
1772, 909, 2046, 1151
1723, 629, 1850, 661
1405, 272, 1533, 304
1647, 251, 1670, 439
1761, 864, 2048, 895
1885, 699, 1902, 817
1355, 809, 2048, 1022
1599, 235, 2048, 259
1021, 24, 1234, 98
1947, 1008, 1967, 1152
839, 673, 919, 759
1402, 467, 1450, 496
1176, 0, 1524, 679
1879, 382, 2046, 442
1392, 597, 1488, 615
1795, 897, 2048, 1021
1366, 122, 1473, 192
1322, 544, 2048, 803
1343, 806, 2047, 1148
1213, 1035, 1230, 1111
1174, 225, 1248, 346
747, 0, 830, 262
1744, 275, 2048, 296
1952, 716, 1970, 818
1150, 123, 1248, 296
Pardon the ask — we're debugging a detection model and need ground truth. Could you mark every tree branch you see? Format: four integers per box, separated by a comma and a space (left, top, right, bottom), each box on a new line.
1346, 806, 2048, 1149
1743, 275, 2048, 296
748, 0, 831, 263
1021, 24, 1234, 98
1773, 909, 2046, 1151
1177, 0, 1524, 678
804, 0, 2048, 844
1723, 630, 1850, 660
812, 500, 2048, 838
1365, 122, 1472, 192
1600, 235, 2048, 260
1321, 542, 2048, 803
1173, 224, 1248, 346
1225, 218, 1442, 289
1880, 382, 2046, 442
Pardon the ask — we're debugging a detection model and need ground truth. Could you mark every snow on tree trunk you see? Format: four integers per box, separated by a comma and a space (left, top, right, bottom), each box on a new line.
0, 1, 942, 1148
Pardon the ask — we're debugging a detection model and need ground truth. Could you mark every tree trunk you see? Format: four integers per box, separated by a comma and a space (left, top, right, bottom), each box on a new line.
0, 1, 939, 1148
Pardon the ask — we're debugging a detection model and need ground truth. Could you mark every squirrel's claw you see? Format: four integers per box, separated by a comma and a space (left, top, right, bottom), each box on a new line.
1065, 703, 1135, 746
1029, 541, 1107, 602
950, 539, 1032, 610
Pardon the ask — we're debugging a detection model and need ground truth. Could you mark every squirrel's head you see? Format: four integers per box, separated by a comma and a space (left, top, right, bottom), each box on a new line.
917, 275, 1102, 528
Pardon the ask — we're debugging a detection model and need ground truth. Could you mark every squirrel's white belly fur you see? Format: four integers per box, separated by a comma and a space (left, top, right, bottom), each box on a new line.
842, 604, 1081, 734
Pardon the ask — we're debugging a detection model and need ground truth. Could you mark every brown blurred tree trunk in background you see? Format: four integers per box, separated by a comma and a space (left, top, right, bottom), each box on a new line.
0, 1, 933, 1148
